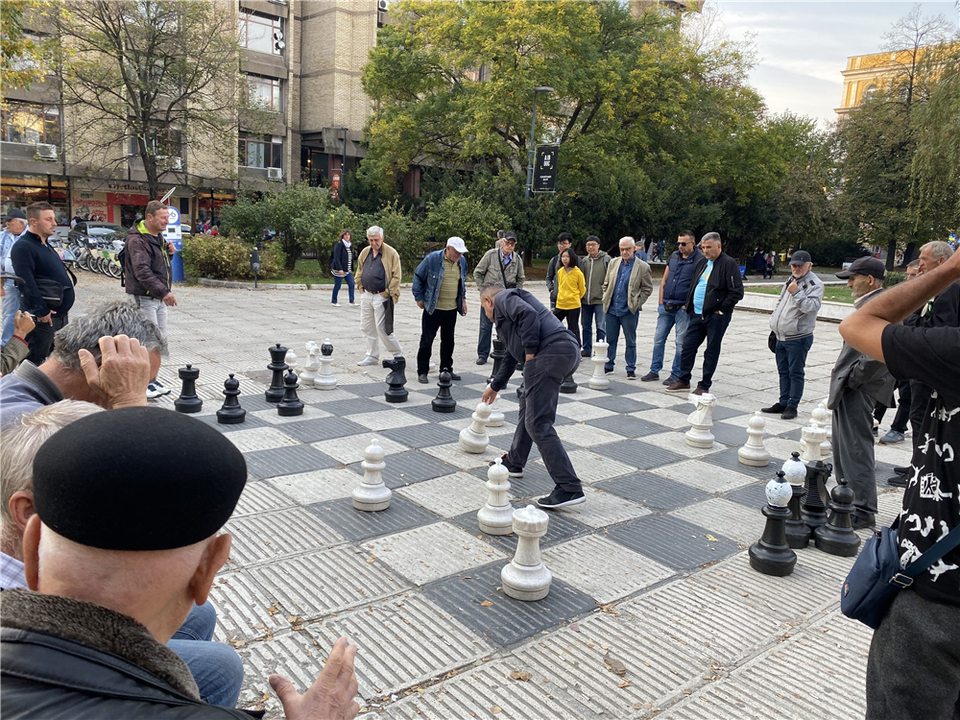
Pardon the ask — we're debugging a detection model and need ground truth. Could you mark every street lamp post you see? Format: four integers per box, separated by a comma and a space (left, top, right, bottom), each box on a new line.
525, 86, 554, 198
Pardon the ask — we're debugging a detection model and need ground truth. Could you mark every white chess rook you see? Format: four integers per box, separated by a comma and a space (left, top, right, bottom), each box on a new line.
299, 341, 320, 387
478, 458, 513, 535
315, 338, 338, 390
588, 341, 610, 391
685, 393, 716, 448
739, 411, 771, 466
501, 504, 552, 601
459, 402, 491, 453
800, 423, 827, 464
352, 438, 391, 511
813, 400, 831, 456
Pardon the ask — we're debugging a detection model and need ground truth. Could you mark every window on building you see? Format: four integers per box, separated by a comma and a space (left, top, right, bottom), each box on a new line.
247, 75, 283, 112
127, 124, 183, 158
1, 102, 61, 146
862, 84, 878, 102
239, 134, 283, 169
239, 12, 284, 55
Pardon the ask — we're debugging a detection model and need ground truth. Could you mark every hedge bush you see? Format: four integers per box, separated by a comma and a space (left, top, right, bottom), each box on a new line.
182, 235, 285, 280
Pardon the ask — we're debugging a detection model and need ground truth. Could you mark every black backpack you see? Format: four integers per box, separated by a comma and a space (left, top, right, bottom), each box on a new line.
116, 246, 127, 287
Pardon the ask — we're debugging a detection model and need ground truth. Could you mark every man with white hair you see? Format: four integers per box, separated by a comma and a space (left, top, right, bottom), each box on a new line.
601, 236, 653, 379
354, 226, 403, 366
1, 208, 28, 347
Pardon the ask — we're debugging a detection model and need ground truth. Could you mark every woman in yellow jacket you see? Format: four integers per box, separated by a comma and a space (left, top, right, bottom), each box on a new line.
554, 247, 586, 347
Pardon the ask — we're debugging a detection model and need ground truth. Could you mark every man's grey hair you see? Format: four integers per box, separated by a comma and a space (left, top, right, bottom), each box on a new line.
497, 230, 505, 239
52, 300, 167, 372
701, 232, 721, 245
921, 241, 955, 263
367, 225, 384, 239
480, 283, 507, 302
618, 236, 636, 248
0, 401, 103, 548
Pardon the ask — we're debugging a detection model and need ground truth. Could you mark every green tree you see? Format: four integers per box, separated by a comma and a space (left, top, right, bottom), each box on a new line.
422, 193, 509, 267
1, 0, 46, 90
263, 182, 331, 270
219, 194, 273, 247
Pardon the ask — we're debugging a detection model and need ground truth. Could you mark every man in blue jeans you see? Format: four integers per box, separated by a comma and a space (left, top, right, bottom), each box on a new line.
579, 236, 609, 358
1, 209, 27, 348
642, 230, 700, 384
762, 250, 823, 420
600, 237, 653, 380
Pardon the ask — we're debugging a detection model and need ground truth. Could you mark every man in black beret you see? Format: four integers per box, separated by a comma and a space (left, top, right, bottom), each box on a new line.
0, 407, 359, 719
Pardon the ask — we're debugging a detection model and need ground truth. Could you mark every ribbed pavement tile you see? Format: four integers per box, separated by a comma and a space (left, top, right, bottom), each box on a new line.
468, 462, 554, 499
586, 413, 669, 438
669, 498, 768, 546
224, 507, 345, 567
274, 416, 369, 443
322, 397, 392, 416
450, 505, 593, 553
581, 394, 658, 414
554, 422, 626, 448
266, 467, 367, 504
250, 403, 331, 424
231, 479, 296, 517
559, 449, 638, 483
592, 439, 689, 471
195, 412, 272, 433
311, 433, 409, 465
632, 407, 692, 429
348, 450, 462, 490
234, 631, 328, 715
345, 409, 428, 432
307, 594, 494, 701
422, 562, 597, 648
396, 472, 498, 518
653, 459, 759, 494
595, 473, 709, 511
708, 447, 779, 479
552, 487, 651, 528
208, 570, 295, 641
555, 400, 618, 422
403, 400, 475, 422
227, 426, 301, 453
306, 496, 443, 543
380, 422, 461, 448
340, 380, 394, 397
421, 441, 505, 470
243, 445, 340, 480
606, 515, 740, 570
366, 522, 507, 585
542, 535, 674, 603
638, 431, 726, 458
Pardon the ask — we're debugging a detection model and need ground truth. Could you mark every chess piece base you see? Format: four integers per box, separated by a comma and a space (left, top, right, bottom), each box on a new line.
277, 404, 304, 417
478, 506, 514, 535
685, 429, 714, 448
588, 376, 610, 390
314, 376, 337, 390
785, 519, 811, 549
559, 375, 577, 394
459, 428, 488, 453
216, 409, 246, 424
174, 399, 202, 414
813, 523, 862, 556
737, 448, 770, 467
748, 504, 797, 576
486, 410, 505, 427
352, 486, 391, 512
385, 389, 408, 403
432, 397, 457, 413
501, 562, 552, 601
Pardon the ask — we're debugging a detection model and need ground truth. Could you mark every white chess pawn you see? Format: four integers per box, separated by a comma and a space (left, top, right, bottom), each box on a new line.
684, 393, 715, 448
299, 341, 320, 388
315, 338, 337, 390
284, 349, 298, 373
814, 400, 832, 456
800, 423, 827, 464
352, 438, 391, 511
477, 458, 513, 535
486, 398, 505, 428
738, 411, 771, 466
501, 505, 552, 601
588, 341, 610, 391
459, 402, 491, 453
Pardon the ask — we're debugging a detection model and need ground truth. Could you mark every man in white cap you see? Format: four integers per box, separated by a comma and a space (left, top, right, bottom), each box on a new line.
411, 237, 468, 384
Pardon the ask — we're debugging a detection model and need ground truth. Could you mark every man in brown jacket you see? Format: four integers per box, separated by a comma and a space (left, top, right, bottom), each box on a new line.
123, 200, 176, 398
355, 226, 403, 366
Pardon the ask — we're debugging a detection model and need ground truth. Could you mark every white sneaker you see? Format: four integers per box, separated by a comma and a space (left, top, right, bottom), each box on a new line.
153, 379, 171, 396
331, 302, 341, 307
349, 302, 358, 308
146, 382, 162, 399
357, 356, 379, 366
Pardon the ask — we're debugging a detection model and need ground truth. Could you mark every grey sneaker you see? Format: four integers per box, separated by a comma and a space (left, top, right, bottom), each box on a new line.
879, 430, 905, 444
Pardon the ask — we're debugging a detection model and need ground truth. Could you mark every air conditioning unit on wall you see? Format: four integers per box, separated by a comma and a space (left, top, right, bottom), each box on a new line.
267, 167, 283, 181
36, 144, 59, 160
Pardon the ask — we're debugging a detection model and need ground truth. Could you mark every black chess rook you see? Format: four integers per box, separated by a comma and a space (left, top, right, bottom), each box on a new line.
174, 364, 203, 414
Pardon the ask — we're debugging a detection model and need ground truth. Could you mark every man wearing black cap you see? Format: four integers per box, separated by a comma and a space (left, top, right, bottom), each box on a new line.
1, 208, 28, 348
0, 407, 360, 719
828, 256, 895, 529
473, 231, 524, 364
762, 250, 823, 420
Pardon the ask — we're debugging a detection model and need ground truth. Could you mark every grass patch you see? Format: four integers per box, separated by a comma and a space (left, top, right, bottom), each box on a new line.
747, 285, 854, 304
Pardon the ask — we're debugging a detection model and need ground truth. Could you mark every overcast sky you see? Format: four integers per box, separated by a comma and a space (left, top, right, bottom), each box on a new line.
710, 0, 960, 128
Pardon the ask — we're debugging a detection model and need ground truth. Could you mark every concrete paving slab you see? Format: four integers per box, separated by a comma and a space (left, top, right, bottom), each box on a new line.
606, 515, 740, 570
395, 471, 498, 517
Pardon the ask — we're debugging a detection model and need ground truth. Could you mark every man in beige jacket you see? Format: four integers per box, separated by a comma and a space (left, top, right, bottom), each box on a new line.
601, 237, 653, 379
355, 226, 403, 366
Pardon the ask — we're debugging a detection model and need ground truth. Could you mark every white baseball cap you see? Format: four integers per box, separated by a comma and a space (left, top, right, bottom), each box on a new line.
446, 236, 468, 253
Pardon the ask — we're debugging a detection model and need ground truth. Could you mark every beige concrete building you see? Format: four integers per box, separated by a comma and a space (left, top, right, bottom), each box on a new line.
1, 0, 384, 226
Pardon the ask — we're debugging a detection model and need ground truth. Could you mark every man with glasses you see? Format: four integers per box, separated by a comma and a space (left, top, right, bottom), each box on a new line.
600, 237, 653, 379
642, 231, 701, 384
473, 231, 524, 365
579, 236, 610, 358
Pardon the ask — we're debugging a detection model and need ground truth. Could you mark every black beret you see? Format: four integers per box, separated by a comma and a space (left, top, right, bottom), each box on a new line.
33, 407, 247, 551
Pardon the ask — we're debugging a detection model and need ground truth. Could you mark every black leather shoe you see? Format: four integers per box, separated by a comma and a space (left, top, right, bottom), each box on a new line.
442, 368, 461, 381
418, 374, 428, 384
851, 515, 876, 530
780, 407, 798, 420
887, 474, 908, 487
476, 357, 487, 365
581, 349, 591, 358
893, 465, 911, 475
761, 403, 786, 414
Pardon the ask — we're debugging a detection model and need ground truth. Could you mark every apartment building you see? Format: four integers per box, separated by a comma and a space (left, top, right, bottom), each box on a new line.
0, 0, 384, 227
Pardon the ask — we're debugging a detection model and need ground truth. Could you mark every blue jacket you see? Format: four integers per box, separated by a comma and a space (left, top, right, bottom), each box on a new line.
412, 249, 467, 315
662, 248, 702, 306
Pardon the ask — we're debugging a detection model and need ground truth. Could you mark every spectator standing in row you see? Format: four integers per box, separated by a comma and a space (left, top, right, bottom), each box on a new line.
330, 229, 356, 307
0, 272, 33, 376
643, 230, 701, 384
412, 237, 468, 384
546, 232, 576, 310
11, 202, 74, 366
1, 209, 28, 348
762, 250, 824, 420
579, 236, 610, 358
601, 237, 653, 380
474, 231, 524, 365
553, 247, 585, 348
123, 200, 176, 399
666, 232, 744, 395
355, 226, 403, 367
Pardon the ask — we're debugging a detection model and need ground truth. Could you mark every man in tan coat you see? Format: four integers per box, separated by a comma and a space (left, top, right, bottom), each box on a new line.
355, 226, 403, 366
601, 237, 653, 379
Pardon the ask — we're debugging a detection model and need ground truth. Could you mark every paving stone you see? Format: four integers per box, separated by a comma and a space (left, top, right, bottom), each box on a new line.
321, 398, 391, 416
487, 432, 542, 461
232, 479, 297, 517
395, 472, 495, 517
706, 421, 750, 447
220, 392, 278, 413
654, 459, 760, 494
355, 450, 462, 490
227, 426, 301, 453
421, 442, 505, 470
276, 417, 369, 443
225, 507, 345, 567
670, 498, 767, 546
340, 380, 394, 398
312, 433, 409, 464
422, 562, 597, 648
403, 401, 474, 422
557, 486, 651, 528
638, 431, 726, 458
725, 481, 769, 509
585, 413, 669, 438
503, 409, 575, 427
554, 400, 617, 421
553, 423, 624, 447
595, 473, 710, 511
632, 407, 692, 429
366, 522, 507, 585
266, 468, 367, 504
345, 409, 428, 431
542, 534, 674, 603
195, 413, 271, 433
606, 515, 740, 570
592, 439, 688, 470
306, 495, 443, 542
450, 505, 593, 553
707, 447, 779, 479
244, 445, 340, 480
235, 632, 324, 716
251, 404, 332, 425
559, 449, 638, 484
581, 394, 658, 414
381, 422, 461, 448
208, 571, 293, 641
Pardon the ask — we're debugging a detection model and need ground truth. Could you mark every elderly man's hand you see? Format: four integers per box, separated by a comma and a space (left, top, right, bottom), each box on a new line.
270, 637, 359, 720
78, 335, 152, 409
14, 311, 35, 338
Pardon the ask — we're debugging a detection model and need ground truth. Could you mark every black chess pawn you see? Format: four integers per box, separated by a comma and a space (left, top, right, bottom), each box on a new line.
800, 459, 831, 530
559, 374, 578, 394
432, 370, 457, 413
217, 373, 246, 424
813, 476, 862, 556
383, 356, 408, 403
277, 369, 304, 416
265, 343, 288, 403
749, 471, 797, 577
174, 364, 203, 414
489, 336, 506, 385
